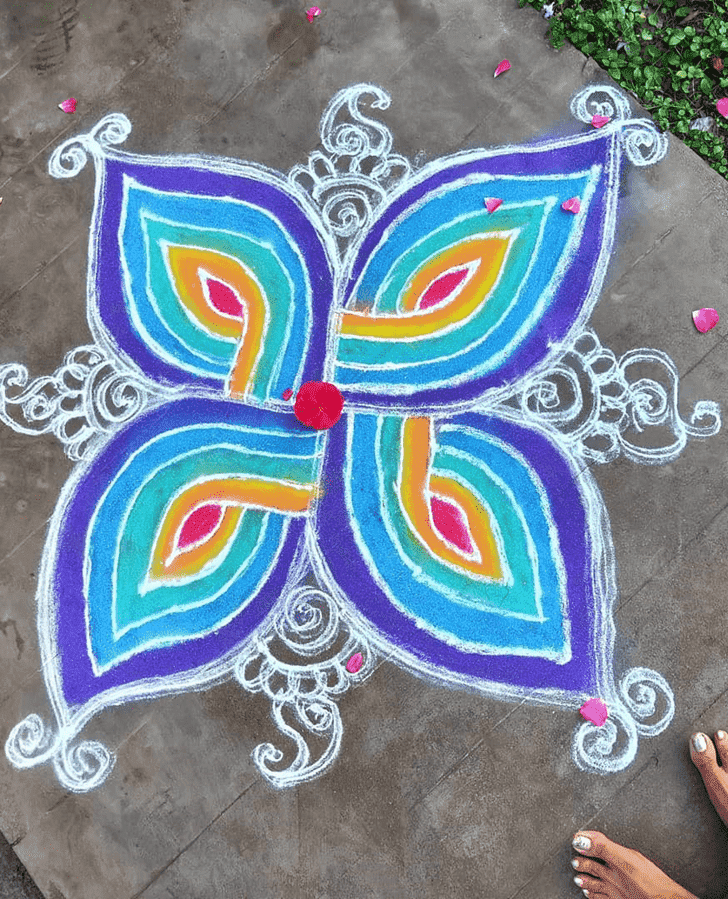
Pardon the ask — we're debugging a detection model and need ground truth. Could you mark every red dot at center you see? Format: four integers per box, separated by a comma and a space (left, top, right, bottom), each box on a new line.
294, 381, 344, 429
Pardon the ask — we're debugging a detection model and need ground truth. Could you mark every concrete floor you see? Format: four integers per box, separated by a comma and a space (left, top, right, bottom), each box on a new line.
1, 1, 728, 897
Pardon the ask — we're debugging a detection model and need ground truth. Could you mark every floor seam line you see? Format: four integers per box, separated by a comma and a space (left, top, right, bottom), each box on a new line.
131, 780, 256, 899
504, 754, 657, 899
619, 497, 728, 611
0, 237, 80, 311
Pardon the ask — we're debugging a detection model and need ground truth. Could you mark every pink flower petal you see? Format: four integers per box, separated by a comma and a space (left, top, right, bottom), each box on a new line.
58, 97, 77, 114
306, 6, 321, 22
281, 388, 294, 400
346, 652, 364, 674
592, 114, 610, 128
692, 307, 719, 333
484, 197, 503, 213
579, 698, 608, 727
561, 197, 580, 214
494, 59, 511, 78
717, 98, 728, 119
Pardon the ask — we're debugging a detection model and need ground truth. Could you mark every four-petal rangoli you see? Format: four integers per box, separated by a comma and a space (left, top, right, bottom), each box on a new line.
0, 84, 720, 790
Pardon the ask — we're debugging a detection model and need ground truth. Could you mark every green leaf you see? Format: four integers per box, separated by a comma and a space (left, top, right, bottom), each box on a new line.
684, 26, 695, 37
668, 32, 685, 46
641, 28, 653, 39
675, 5, 691, 15
700, 76, 713, 93
648, 12, 659, 25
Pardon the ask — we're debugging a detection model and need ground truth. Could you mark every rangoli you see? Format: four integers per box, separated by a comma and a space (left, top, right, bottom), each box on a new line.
0, 84, 720, 791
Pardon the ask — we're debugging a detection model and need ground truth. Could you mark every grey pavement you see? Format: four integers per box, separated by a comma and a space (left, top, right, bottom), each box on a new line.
1, 1, 728, 898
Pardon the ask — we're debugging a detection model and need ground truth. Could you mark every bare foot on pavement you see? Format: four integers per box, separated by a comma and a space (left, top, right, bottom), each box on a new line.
568, 728, 728, 898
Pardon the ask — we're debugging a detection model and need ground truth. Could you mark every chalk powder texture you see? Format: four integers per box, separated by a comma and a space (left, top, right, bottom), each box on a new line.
0, 84, 720, 790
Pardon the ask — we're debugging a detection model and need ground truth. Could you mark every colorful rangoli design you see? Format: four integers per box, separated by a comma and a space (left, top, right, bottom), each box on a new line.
1, 84, 720, 791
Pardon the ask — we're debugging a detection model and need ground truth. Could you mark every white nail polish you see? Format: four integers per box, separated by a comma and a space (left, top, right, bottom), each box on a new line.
692, 733, 707, 753
718, 731, 727, 741
582, 891, 589, 898
572, 835, 591, 851
574, 875, 583, 886
571, 858, 579, 869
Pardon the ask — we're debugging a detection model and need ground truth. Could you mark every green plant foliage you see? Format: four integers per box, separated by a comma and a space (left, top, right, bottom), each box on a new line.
518, 0, 728, 181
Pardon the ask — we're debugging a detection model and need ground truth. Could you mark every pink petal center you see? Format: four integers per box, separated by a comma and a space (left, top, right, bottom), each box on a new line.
205, 277, 244, 318
418, 267, 469, 311
431, 496, 474, 555
178, 504, 224, 550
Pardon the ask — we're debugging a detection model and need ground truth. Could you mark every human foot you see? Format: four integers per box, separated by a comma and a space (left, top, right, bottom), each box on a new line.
690, 730, 728, 828
570, 831, 698, 899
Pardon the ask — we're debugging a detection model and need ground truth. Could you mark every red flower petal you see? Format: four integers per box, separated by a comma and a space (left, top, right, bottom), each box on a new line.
281, 388, 294, 400
579, 698, 608, 727
484, 197, 503, 213
294, 381, 344, 429
717, 98, 728, 119
692, 307, 719, 333
306, 6, 321, 22
592, 114, 610, 128
561, 197, 580, 214
494, 59, 510, 78
58, 98, 77, 114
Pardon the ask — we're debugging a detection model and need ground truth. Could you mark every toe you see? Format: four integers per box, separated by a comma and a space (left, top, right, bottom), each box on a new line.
573, 871, 608, 897
572, 856, 612, 883
571, 831, 623, 868
690, 731, 723, 786
715, 729, 728, 767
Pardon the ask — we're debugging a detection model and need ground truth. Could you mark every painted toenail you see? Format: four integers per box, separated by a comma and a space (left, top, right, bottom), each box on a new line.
571, 858, 579, 869
572, 835, 592, 851
582, 892, 589, 898
692, 733, 707, 752
718, 731, 727, 741
574, 876, 583, 886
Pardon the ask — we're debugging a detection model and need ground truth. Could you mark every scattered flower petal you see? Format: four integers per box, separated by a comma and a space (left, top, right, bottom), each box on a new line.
294, 381, 344, 429
717, 98, 728, 119
484, 197, 503, 213
580, 698, 608, 727
616, 41, 628, 52
561, 197, 580, 214
713, 57, 724, 73
346, 652, 364, 674
690, 116, 714, 132
282, 388, 293, 400
58, 97, 77, 114
591, 114, 610, 129
542, 3, 554, 17
305, 6, 321, 22
693, 308, 719, 333
494, 59, 511, 78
